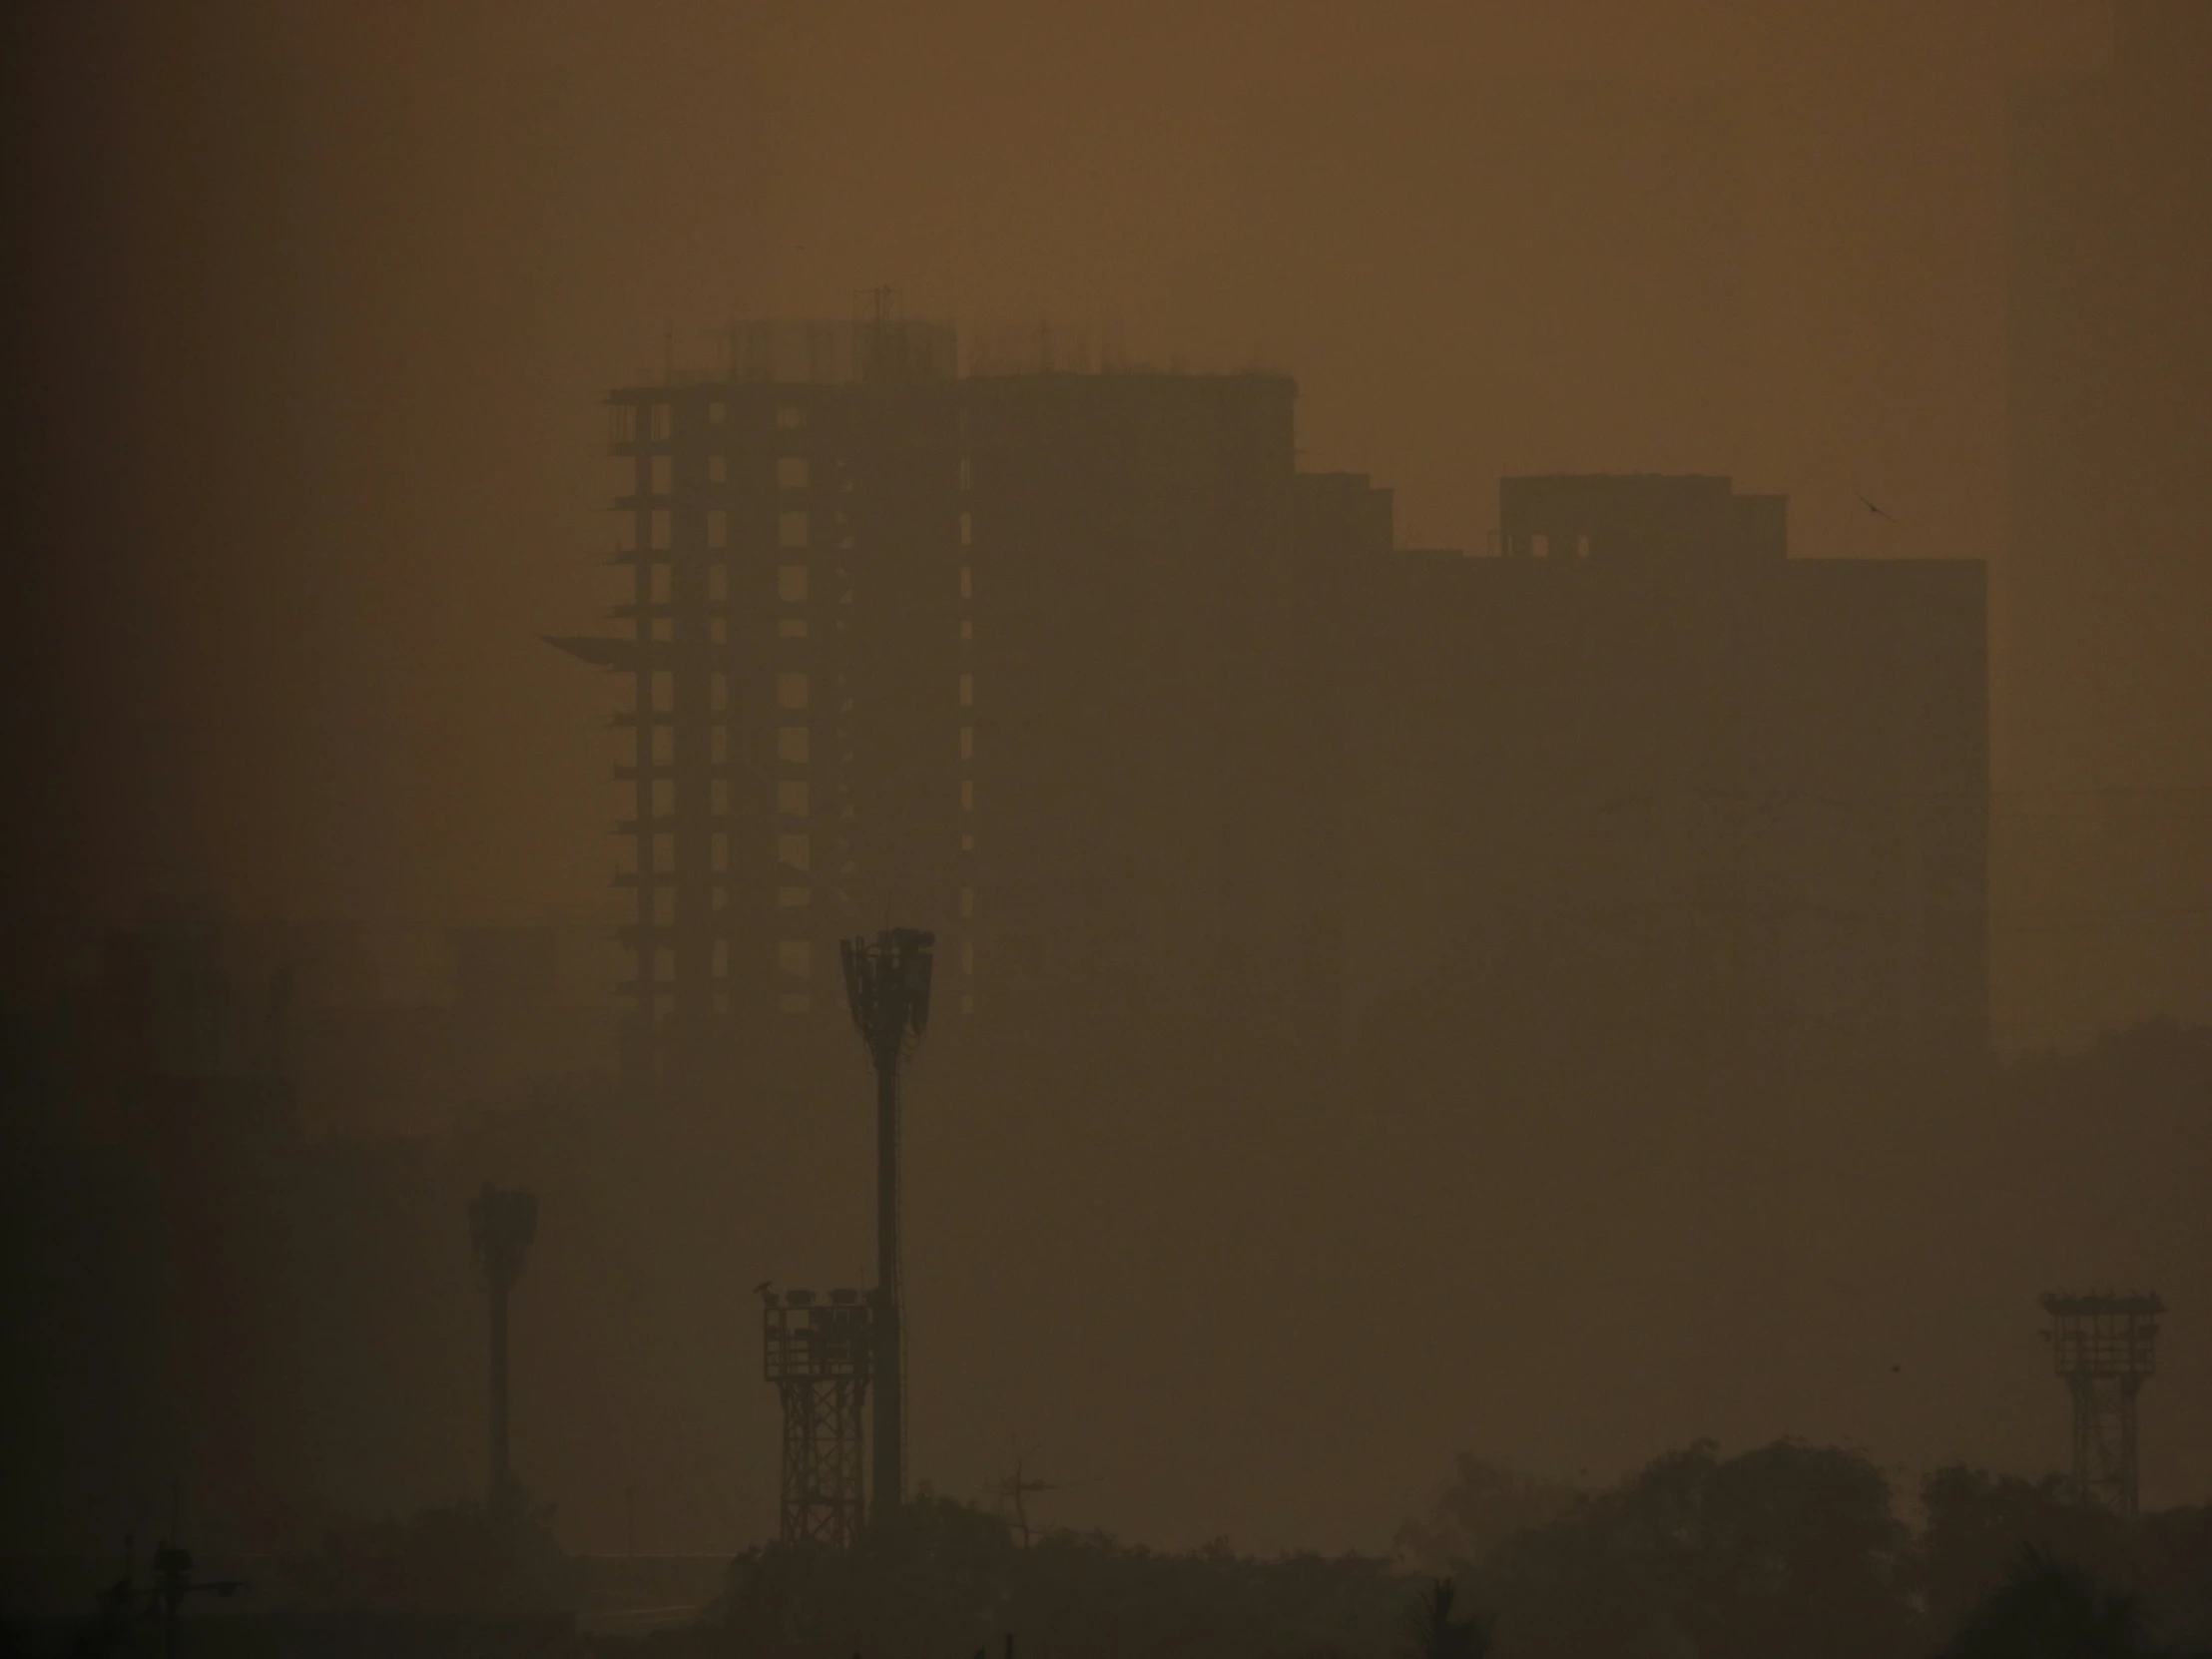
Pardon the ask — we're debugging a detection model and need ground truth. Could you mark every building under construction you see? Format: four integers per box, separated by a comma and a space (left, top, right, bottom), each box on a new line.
547, 320, 1996, 1262
550, 309, 1344, 1121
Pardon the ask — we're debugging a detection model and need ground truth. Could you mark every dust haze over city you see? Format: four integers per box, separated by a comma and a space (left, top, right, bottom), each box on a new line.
5, 2, 2211, 1655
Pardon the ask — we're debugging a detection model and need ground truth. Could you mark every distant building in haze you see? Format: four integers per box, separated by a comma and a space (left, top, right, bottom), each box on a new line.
2005, 1, 2212, 792
552, 314, 1345, 1110
1345, 473, 1987, 1109
554, 325, 1989, 1125
2001, 1, 2212, 1036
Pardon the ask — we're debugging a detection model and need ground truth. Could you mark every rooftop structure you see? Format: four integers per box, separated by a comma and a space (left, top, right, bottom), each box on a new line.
1499, 473, 1786, 563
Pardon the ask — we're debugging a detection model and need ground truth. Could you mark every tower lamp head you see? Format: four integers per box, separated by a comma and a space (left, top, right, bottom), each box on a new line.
840, 929, 935, 1067
471, 1184, 539, 1293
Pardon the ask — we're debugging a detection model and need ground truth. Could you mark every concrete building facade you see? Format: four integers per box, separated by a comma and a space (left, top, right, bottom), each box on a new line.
554, 331, 1986, 1164
554, 321, 1347, 1117
1345, 474, 1987, 1107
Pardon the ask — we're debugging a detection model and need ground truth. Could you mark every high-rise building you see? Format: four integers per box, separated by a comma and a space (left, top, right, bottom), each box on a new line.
552, 316, 964, 1091
1345, 474, 1987, 1106
551, 316, 1346, 1111
552, 330, 1990, 1125
2001, 1, 2212, 1036
2005, 2, 2212, 792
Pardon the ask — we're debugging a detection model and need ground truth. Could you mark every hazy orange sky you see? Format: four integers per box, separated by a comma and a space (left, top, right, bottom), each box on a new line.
7, 0, 2199, 1036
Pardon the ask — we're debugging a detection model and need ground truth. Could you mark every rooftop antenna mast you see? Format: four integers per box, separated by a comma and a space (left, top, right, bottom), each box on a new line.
840, 927, 934, 1524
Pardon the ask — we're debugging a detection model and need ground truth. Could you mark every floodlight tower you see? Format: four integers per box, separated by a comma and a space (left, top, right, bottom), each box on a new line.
471, 1183, 540, 1505
839, 927, 935, 1522
2040, 1291, 2163, 1518
762, 1287, 873, 1547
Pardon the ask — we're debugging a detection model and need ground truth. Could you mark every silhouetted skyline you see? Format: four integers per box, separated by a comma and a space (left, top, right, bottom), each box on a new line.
3, 0, 2208, 1597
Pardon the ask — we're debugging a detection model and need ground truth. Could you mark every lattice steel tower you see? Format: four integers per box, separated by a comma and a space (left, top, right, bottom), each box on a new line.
762, 1288, 872, 1547
2040, 1291, 2163, 1518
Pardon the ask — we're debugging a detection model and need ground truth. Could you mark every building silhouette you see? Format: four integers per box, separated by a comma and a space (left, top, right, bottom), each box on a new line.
2001, 0, 2212, 1036
553, 327, 1988, 1134
548, 329, 1990, 1455
2005, 1, 2212, 793
1346, 473, 1987, 1099
552, 316, 1346, 1118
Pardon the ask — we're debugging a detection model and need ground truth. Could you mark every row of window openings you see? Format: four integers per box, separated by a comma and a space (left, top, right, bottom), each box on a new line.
633, 671, 973, 717
639, 877, 818, 923
637, 787, 973, 875
644, 401, 969, 448
631, 403, 808, 443
763, 992, 977, 1015
633, 780, 977, 876
635, 935, 982, 984
638, 734, 809, 797
628, 509, 972, 553
638, 616, 810, 644
634, 725, 974, 768
645, 990, 963, 1017
642, 456, 813, 494
634, 565, 817, 644
646, 570, 968, 606
640, 778, 816, 835
634, 778, 975, 837
635, 927, 976, 983
634, 563, 972, 609
640, 615, 966, 647
633, 509, 814, 552
759, 989, 976, 1015
661, 991, 979, 1023
633, 406, 981, 482
632, 673, 811, 715
646, 455, 973, 493
641, 564, 805, 603
634, 727, 768, 767
744, 938, 975, 981
1526, 534, 1592, 559
627, 403, 972, 489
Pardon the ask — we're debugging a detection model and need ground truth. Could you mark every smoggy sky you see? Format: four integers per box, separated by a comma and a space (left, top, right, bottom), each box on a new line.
10, 0, 2127, 948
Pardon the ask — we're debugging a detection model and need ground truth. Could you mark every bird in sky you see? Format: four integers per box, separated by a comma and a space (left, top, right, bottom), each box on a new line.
1855, 491, 1899, 523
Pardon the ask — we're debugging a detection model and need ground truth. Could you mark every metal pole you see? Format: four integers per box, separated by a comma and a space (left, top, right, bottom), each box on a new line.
842, 928, 930, 1532
872, 1044, 902, 1520
2120, 1378, 2142, 1520
490, 1279, 511, 1501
